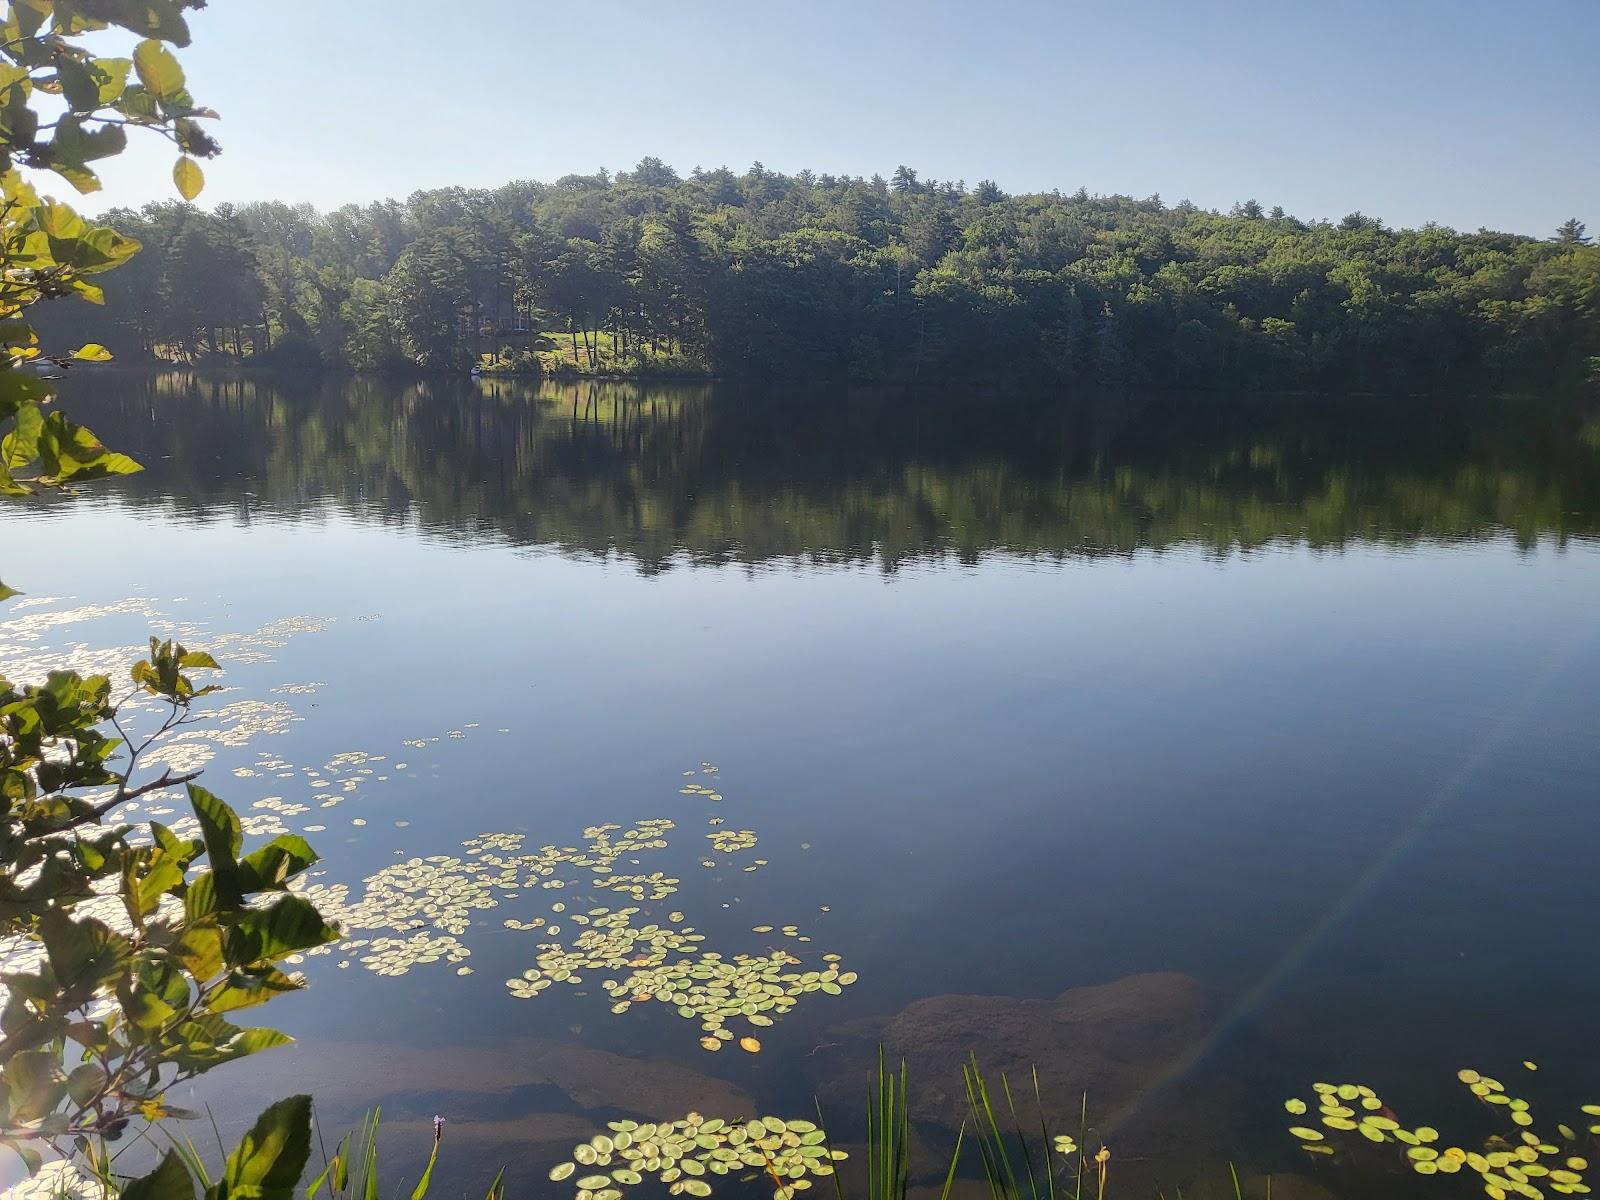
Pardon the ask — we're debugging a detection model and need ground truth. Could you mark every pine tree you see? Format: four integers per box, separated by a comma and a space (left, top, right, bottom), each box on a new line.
1553, 218, 1590, 244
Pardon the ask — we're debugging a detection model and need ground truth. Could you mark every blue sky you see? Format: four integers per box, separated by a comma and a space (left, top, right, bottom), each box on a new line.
90, 0, 1597, 236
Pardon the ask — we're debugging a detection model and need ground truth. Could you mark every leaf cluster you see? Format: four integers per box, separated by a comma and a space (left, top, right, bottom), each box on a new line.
0, 2, 328, 1187
0, 635, 336, 1169
0, 0, 220, 495
0, 0, 218, 197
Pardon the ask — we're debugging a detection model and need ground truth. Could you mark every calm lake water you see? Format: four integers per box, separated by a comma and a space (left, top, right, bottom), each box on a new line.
4, 372, 1599, 1198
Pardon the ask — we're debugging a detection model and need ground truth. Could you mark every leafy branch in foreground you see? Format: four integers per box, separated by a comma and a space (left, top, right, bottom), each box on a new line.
141, 1094, 314, 1200
0, 638, 338, 1170
0, 0, 338, 1188
1, 0, 219, 497
153, 1102, 504, 1200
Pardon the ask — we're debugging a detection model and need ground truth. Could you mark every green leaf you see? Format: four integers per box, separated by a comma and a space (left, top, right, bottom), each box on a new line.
4, 1051, 67, 1123
35, 410, 141, 482
305, 1158, 334, 1200
10, 1, 47, 39
163, 1014, 293, 1071
122, 1150, 197, 1200
113, 0, 192, 46
150, 821, 198, 858
0, 401, 40, 470
225, 895, 338, 965
39, 908, 132, 997
55, 58, 101, 111
71, 343, 113, 362
132, 852, 185, 918
173, 155, 203, 201
0, 370, 54, 422
118, 80, 160, 121
0, 580, 19, 603
132, 39, 184, 100
93, 57, 133, 105
236, 835, 318, 892
187, 785, 243, 907
54, 162, 103, 195
52, 117, 127, 167
411, 1125, 441, 1200
65, 1062, 106, 1106
228, 1027, 294, 1057
210, 1095, 312, 1200
206, 965, 300, 1014
175, 918, 224, 979
10, 1143, 42, 1179
117, 967, 184, 1032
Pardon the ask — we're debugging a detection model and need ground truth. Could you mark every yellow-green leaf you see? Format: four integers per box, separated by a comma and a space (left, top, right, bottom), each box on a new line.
173, 155, 203, 201
72, 343, 113, 362
133, 39, 185, 100
2, 400, 42, 470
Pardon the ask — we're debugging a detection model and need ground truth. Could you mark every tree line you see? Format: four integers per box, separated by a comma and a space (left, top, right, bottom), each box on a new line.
34, 159, 1600, 388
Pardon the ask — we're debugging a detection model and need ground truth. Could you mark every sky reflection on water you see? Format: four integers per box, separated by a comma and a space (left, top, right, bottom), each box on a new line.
2, 374, 1598, 1196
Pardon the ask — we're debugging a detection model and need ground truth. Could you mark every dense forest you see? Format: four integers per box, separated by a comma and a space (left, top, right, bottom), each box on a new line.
36, 160, 1600, 388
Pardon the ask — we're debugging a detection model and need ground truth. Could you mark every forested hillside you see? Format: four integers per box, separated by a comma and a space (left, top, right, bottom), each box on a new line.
37, 159, 1600, 387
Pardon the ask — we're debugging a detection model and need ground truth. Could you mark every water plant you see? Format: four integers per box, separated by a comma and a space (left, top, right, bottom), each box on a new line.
546, 1113, 847, 1200
960, 1055, 1108, 1200
1285, 1062, 1596, 1197
293, 776, 860, 1051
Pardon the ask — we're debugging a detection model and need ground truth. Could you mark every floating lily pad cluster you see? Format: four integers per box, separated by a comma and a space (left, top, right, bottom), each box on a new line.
706, 829, 758, 854
298, 821, 676, 975
227, 748, 391, 836
352, 931, 473, 977
5, 596, 862, 1051
599, 949, 858, 1050
296, 780, 857, 1054
252, 796, 311, 818
0, 1157, 100, 1200
511, 905, 708, 998
492, 772, 858, 1049
1286, 1065, 1596, 1197
680, 783, 725, 801
548, 1114, 847, 1200
596, 871, 681, 901
465, 821, 677, 886
269, 681, 326, 696
294, 853, 514, 973
2, 597, 504, 846
751, 924, 812, 943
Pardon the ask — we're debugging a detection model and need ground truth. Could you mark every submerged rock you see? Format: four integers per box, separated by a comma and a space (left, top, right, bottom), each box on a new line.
225, 1034, 756, 1127
814, 971, 1218, 1131
1237, 1174, 1342, 1200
